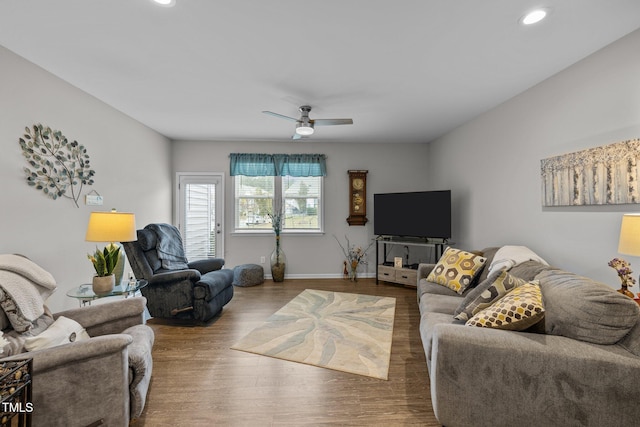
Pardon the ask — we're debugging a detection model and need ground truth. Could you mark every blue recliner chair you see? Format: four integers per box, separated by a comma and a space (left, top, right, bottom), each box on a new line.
122, 223, 233, 323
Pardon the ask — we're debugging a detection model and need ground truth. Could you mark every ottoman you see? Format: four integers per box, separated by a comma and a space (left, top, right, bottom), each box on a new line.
233, 264, 265, 287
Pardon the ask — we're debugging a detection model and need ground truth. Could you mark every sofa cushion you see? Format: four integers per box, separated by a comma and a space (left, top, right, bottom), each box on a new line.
24, 316, 90, 351
466, 282, 545, 331
537, 269, 640, 344
475, 247, 499, 283
619, 319, 640, 357
419, 310, 464, 368
418, 279, 460, 300
421, 294, 462, 315
508, 260, 552, 281
426, 247, 487, 295
454, 269, 528, 322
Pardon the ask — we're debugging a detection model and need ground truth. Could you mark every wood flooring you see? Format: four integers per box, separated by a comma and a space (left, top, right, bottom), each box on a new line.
130, 278, 440, 427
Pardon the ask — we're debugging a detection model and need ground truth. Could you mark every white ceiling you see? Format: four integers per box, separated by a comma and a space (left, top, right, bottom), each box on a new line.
1, 1, 640, 144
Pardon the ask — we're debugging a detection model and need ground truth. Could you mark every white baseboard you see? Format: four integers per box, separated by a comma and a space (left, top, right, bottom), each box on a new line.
264, 273, 376, 280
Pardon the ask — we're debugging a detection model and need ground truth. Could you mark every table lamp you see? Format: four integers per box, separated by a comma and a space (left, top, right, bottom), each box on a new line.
85, 209, 137, 288
617, 213, 640, 299
618, 214, 640, 256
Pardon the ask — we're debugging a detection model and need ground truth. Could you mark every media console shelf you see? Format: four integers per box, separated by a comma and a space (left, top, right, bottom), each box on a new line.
375, 236, 448, 287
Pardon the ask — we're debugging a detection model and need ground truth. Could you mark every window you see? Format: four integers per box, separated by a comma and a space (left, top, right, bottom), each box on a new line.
231, 153, 325, 233
282, 175, 321, 230
234, 175, 274, 230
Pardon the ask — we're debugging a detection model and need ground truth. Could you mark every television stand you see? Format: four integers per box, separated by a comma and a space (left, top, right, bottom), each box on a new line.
375, 236, 448, 287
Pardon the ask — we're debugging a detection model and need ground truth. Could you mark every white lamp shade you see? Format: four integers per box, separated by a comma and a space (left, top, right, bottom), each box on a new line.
85, 211, 137, 242
618, 213, 640, 256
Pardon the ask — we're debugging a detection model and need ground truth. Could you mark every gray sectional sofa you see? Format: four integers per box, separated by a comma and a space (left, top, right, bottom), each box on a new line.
417, 247, 640, 427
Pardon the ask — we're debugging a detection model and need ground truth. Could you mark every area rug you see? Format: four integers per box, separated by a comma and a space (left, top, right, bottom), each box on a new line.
231, 289, 396, 380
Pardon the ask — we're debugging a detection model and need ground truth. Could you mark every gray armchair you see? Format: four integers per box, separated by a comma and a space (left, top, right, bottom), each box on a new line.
122, 223, 234, 322
0, 297, 154, 426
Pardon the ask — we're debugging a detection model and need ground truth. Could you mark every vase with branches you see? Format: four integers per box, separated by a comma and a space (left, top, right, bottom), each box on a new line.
268, 206, 286, 282
334, 235, 375, 282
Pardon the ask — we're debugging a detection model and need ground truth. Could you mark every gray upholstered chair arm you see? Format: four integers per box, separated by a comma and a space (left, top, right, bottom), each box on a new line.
148, 269, 201, 286
54, 297, 147, 336
124, 325, 155, 418
417, 263, 436, 280
188, 258, 224, 274
0, 334, 133, 374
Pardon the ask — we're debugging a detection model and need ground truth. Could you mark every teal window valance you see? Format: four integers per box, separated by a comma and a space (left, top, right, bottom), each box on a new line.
230, 153, 327, 177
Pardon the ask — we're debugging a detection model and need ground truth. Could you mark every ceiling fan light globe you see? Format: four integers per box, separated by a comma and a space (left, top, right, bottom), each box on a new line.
296, 125, 314, 136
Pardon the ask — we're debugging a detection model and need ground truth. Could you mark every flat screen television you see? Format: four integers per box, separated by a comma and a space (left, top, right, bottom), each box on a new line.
373, 190, 451, 239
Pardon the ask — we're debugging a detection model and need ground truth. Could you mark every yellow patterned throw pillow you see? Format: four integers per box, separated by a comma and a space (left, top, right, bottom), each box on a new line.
466, 282, 545, 331
426, 247, 487, 294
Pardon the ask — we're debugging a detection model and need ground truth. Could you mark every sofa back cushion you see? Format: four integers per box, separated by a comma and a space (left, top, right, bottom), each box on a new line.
619, 318, 640, 357
537, 269, 640, 345
475, 247, 499, 283
508, 260, 552, 281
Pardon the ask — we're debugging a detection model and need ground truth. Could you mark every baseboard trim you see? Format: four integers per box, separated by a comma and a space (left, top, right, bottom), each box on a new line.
264, 273, 376, 280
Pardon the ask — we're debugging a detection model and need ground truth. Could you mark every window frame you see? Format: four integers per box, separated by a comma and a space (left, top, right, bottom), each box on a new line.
233, 175, 324, 235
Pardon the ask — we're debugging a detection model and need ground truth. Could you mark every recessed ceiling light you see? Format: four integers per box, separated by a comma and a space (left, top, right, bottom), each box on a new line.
152, 0, 176, 7
520, 8, 549, 25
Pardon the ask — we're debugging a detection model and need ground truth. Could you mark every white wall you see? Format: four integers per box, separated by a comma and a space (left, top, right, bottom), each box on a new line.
427, 28, 640, 287
171, 140, 432, 277
0, 46, 172, 312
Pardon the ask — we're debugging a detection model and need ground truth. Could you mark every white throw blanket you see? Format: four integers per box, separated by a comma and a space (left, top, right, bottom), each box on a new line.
488, 245, 549, 274
0, 254, 57, 321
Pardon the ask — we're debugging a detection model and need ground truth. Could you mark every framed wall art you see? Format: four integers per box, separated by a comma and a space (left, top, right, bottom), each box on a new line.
541, 139, 640, 207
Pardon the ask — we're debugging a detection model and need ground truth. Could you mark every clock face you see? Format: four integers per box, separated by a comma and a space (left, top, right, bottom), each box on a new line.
352, 178, 364, 190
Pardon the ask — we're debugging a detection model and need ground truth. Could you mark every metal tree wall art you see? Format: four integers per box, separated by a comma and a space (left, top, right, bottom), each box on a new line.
19, 124, 95, 208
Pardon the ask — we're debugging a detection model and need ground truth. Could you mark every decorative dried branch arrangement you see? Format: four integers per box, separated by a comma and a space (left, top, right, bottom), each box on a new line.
19, 124, 95, 208
541, 139, 640, 206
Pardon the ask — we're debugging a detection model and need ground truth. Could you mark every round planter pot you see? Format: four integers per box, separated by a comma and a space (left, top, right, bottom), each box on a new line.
92, 274, 115, 296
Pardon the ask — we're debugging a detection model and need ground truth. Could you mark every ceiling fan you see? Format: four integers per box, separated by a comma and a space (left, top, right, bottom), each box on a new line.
262, 105, 353, 140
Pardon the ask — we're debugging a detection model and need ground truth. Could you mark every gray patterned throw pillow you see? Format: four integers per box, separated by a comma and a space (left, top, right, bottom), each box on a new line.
454, 268, 528, 321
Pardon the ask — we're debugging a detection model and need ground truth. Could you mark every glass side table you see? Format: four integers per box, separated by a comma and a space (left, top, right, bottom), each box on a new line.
66, 280, 148, 307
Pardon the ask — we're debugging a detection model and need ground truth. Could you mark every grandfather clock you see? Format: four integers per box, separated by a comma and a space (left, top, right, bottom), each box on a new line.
347, 170, 368, 226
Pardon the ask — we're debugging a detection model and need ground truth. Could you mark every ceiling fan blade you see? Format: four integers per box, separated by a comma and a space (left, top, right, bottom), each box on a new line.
292, 133, 303, 140
312, 118, 354, 126
263, 111, 298, 122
